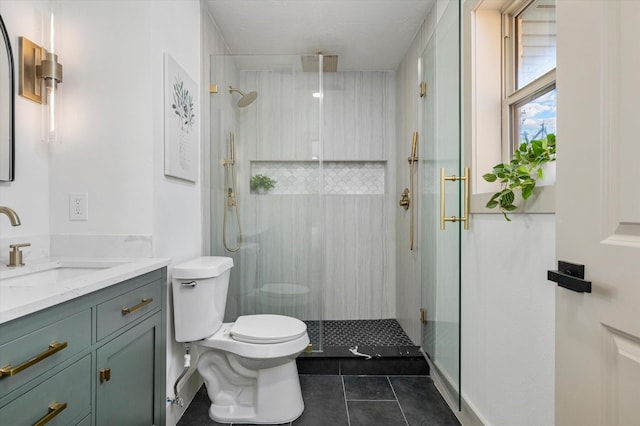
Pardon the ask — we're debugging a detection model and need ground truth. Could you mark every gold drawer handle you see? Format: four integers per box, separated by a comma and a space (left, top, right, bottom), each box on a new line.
33, 401, 67, 426
0, 341, 68, 378
121, 298, 153, 315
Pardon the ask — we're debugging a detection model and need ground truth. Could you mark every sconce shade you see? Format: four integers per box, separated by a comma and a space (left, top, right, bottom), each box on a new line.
40, 52, 63, 89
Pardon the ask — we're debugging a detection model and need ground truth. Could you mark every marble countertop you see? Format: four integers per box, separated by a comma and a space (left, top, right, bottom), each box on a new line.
0, 257, 170, 325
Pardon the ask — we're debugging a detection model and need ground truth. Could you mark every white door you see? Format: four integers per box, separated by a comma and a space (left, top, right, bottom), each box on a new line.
556, 1, 640, 425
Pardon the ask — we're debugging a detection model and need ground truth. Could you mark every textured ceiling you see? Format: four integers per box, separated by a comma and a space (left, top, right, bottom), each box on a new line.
205, 0, 435, 71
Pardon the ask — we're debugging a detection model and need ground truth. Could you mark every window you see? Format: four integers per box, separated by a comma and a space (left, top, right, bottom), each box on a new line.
503, 0, 556, 154
467, 0, 557, 212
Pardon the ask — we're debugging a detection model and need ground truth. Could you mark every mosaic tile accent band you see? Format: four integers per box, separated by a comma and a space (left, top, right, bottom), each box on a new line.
304, 319, 414, 348
250, 161, 385, 195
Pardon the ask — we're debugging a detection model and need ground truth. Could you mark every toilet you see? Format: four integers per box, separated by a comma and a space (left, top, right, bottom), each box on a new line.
172, 256, 309, 424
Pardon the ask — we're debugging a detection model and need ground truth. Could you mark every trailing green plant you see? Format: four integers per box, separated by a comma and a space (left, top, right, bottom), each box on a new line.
482, 133, 556, 221
250, 174, 277, 192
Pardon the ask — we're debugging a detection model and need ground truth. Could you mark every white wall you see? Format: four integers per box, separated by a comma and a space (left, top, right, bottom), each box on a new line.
0, 1, 205, 424
149, 2, 203, 425
48, 1, 154, 237
462, 214, 555, 426
395, 1, 556, 425
0, 0, 51, 262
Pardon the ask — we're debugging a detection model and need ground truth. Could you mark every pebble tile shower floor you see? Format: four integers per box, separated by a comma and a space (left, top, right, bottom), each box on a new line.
304, 319, 415, 348
177, 375, 461, 426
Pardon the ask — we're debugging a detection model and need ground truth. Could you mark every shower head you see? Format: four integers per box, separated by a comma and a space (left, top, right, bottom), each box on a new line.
229, 86, 258, 107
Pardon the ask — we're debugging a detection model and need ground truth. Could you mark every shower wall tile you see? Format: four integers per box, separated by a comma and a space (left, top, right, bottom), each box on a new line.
250, 161, 385, 195
240, 70, 320, 161
215, 65, 396, 321
324, 162, 385, 194
323, 196, 387, 320
323, 72, 395, 160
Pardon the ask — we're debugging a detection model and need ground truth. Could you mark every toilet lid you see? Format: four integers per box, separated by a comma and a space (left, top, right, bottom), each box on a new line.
230, 314, 307, 344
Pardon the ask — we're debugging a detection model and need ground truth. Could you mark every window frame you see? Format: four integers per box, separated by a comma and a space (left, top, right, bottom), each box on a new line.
501, 0, 557, 160
466, 0, 557, 215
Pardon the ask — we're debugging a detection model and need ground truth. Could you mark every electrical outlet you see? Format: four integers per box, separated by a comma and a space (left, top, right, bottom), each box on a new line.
69, 193, 88, 221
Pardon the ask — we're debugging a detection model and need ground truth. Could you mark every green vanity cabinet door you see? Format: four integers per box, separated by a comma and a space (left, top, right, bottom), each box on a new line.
76, 414, 91, 426
95, 312, 163, 426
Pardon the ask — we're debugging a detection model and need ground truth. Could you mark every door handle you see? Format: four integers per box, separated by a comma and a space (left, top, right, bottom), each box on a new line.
440, 167, 470, 230
547, 261, 592, 293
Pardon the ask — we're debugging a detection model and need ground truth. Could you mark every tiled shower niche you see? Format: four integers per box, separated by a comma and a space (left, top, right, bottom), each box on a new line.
250, 161, 386, 195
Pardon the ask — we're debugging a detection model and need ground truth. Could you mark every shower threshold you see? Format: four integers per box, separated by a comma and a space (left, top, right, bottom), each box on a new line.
297, 319, 428, 376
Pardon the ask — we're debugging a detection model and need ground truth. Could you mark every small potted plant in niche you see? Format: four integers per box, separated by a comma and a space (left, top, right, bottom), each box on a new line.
250, 174, 277, 194
482, 133, 556, 221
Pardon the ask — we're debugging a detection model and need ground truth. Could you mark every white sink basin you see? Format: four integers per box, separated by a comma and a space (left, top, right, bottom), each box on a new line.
1, 267, 107, 288
0, 260, 126, 288
0, 257, 170, 325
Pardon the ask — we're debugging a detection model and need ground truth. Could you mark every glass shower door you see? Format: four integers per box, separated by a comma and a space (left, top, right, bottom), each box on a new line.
421, 0, 462, 410
209, 54, 324, 352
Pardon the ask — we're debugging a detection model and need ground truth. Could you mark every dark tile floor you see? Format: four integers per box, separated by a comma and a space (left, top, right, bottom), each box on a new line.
177, 375, 461, 426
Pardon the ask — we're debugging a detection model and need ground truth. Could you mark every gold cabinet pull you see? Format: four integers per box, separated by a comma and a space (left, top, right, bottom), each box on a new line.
440, 167, 470, 230
33, 401, 67, 426
99, 367, 111, 383
121, 298, 153, 315
0, 341, 68, 378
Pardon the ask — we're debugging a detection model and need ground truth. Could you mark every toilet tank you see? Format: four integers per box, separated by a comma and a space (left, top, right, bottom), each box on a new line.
172, 256, 234, 342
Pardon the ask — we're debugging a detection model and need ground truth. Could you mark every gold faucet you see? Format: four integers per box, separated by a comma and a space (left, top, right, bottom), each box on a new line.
0, 206, 21, 226
8, 243, 30, 267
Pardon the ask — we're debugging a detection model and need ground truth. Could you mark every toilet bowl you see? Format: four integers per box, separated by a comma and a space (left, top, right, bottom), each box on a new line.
172, 257, 309, 424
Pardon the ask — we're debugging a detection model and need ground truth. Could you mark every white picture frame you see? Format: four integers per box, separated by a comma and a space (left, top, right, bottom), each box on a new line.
164, 53, 198, 182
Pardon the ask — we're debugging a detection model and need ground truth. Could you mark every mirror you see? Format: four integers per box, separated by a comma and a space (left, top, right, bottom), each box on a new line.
0, 14, 15, 181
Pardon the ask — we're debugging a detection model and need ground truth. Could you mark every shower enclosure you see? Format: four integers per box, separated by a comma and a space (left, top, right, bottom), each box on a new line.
209, 54, 397, 353
209, 54, 324, 350
420, 0, 462, 409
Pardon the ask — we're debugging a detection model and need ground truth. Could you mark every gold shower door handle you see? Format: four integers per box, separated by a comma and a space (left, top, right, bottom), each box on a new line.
440, 167, 470, 230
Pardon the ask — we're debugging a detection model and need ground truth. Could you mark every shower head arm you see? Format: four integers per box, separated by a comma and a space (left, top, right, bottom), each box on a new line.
229, 86, 246, 96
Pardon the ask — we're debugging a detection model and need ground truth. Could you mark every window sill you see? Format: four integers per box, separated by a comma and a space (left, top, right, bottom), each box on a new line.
470, 185, 555, 215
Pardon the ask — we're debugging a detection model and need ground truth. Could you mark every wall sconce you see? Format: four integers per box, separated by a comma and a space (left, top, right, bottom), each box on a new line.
18, 13, 63, 143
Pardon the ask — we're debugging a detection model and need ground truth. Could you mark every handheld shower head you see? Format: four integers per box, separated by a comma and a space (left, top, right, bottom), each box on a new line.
229, 86, 258, 107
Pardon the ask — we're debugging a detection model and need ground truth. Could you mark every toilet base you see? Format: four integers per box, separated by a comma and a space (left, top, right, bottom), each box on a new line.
199, 349, 304, 424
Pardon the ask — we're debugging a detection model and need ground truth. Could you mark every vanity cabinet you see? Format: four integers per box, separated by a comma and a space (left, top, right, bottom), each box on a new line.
0, 267, 166, 425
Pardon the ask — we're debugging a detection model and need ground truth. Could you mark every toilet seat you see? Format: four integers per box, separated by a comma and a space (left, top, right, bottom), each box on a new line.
230, 314, 307, 344
197, 319, 309, 360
